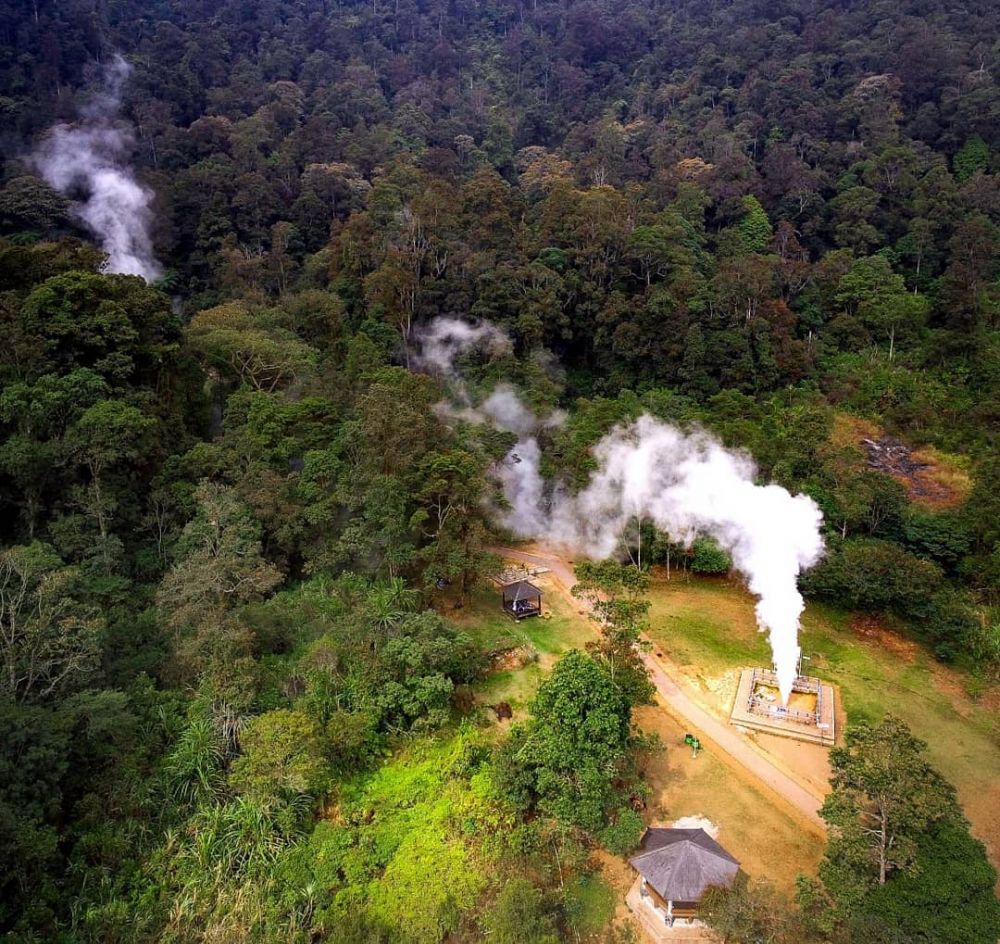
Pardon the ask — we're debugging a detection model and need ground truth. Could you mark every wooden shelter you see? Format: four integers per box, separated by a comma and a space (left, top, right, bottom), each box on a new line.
501, 579, 542, 620
629, 828, 739, 928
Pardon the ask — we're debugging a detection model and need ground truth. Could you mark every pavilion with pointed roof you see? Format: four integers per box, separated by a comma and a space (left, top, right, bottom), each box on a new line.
628, 827, 740, 929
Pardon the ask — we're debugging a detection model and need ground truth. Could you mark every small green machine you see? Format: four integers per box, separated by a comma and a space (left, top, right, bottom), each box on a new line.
683, 733, 702, 758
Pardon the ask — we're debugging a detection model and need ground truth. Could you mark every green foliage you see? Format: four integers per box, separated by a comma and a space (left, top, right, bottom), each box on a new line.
819, 716, 958, 908
953, 135, 990, 184
301, 729, 501, 943
0, 699, 68, 928
803, 538, 942, 617
481, 877, 559, 944
689, 536, 732, 574
702, 874, 801, 944
1, 0, 999, 936
563, 872, 617, 937
866, 820, 1000, 944
809, 715, 1000, 943
735, 195, 773, 254
0, 542, 101, 702
230, 708, 330, 800
499, 651, 637, 834
187, 301, 319, 392
573, 560, 655, 706
835, 255, 929, 355
18, 270, 179, 382
0, 176, 70, 235
162, 707, 226, 807
598, 807, 645, 856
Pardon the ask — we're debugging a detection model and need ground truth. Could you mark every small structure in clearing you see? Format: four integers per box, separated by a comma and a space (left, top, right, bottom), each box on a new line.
730, 665, 836, 745
500, 579, 542, 620
627, 827, 740, 931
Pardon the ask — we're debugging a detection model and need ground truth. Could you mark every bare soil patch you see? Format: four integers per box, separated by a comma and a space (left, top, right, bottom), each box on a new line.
863, 436, 970, 508
849, 614, 919, 662
829, 414, 971, 508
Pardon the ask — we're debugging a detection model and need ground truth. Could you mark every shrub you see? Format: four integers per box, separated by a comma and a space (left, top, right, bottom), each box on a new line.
690, 536, 731, 574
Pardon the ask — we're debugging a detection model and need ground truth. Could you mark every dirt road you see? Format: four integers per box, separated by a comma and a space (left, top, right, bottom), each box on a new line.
493, 545, 827, 835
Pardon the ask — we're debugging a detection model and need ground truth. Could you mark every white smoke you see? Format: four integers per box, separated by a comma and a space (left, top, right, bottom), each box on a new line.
32, 55, 161, 282
542, 417, 824, 703
411, 317, 511, 385
414, 318, 825, 703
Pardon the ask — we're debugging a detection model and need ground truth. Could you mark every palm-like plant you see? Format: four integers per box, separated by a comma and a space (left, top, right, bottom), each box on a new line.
163, 713, 226, 807
368, 577, 419, 635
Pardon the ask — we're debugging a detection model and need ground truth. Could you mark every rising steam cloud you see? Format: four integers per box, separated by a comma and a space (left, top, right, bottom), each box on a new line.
415, 318, 824, 703
411, 317, 511, 392
32, 55, 161, 281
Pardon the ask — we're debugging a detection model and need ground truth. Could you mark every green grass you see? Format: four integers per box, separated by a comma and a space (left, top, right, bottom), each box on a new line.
453, 586, 590, 655
564, 873, 616, 938
474, 663, 547, 709
645, 575, 1000, 863
447, 581, 596, 711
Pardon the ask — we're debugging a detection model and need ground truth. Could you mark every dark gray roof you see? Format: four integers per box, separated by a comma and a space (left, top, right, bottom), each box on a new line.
629, 828, 739, 902
501, 580, 541, 597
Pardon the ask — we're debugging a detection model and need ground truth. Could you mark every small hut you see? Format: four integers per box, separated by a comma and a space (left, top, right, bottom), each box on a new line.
501, 580, 542, 620
629, 827, 739, 928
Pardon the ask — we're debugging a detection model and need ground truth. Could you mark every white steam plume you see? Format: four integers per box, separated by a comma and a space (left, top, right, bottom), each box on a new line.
32, 55, 161, 282
411, 317, 511, 387
414, 318, 824, 703
543, 417, 824, 703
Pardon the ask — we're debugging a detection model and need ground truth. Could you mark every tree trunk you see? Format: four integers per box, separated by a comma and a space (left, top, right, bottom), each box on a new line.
878, 807, 889, 885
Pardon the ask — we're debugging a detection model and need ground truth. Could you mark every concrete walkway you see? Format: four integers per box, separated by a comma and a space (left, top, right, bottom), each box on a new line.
492, 546, 827, 835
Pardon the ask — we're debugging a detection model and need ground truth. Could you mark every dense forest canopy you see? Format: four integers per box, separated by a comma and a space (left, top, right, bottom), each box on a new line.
0, 0, 998, 941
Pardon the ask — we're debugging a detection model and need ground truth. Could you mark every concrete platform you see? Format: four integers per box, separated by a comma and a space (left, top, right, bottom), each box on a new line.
626, 878, 716, 943
729, 668, 836, 746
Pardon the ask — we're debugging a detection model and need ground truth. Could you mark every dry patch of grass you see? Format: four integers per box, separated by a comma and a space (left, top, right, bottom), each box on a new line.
908, 444, 972, 508
830, 412, 881, 451
645, 575, 1000, 875
636, 703, 824, 893
829, 411, 971, 508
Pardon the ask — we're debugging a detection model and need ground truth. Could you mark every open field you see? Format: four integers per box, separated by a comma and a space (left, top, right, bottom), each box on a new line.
645, 573, 1000, 873
636, 703, 824, 895
446, 574, 596, 717
452, 557, 1000, 908
451, 567, 827, 899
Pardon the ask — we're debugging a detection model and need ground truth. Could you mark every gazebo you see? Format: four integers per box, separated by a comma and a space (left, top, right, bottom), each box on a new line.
501, 580, 542, 620
629, 827, 740, 928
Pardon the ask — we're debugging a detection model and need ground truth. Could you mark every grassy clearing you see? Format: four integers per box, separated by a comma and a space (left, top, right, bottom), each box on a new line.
564, 873, 617, 937
453, 573, 828, 892
446, 577, 596, 712
636, 702, 824, 893
645, 575, 1000, 869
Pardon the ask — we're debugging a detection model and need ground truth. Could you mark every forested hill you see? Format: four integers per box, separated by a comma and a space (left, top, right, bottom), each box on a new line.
0, 0, 999, 941
2, 0, 998, 334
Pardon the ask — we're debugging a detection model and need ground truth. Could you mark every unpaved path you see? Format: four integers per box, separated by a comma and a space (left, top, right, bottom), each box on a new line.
493, 545, 827, 835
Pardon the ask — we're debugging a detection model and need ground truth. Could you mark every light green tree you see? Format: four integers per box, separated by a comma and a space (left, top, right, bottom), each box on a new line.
230, 709, 329, 799
735, 195, 773, 254
0, 543, 101, 702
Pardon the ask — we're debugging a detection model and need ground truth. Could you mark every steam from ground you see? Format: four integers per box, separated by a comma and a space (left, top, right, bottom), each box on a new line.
32, 55, 161, 281
547, 418, 824, 702
411, 317, 511, 393
415, 318, 824, 703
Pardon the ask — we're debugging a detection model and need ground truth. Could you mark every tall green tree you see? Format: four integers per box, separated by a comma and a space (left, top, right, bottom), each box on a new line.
0, 543, 101, 703
498, 650, 635, 833
572, 560, 654, 706
819, 716, 956, 901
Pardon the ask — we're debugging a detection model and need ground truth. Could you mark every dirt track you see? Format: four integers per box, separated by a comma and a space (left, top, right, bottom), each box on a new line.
493, 545, 827, 836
